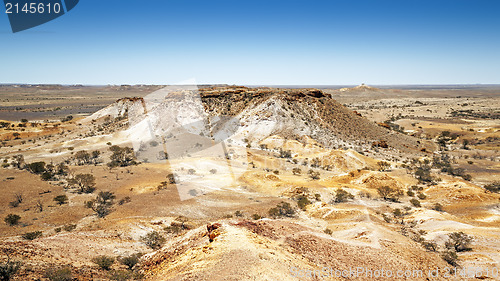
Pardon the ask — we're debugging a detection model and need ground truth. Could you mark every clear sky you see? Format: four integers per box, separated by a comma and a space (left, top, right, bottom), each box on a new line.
1, 0, 499, 85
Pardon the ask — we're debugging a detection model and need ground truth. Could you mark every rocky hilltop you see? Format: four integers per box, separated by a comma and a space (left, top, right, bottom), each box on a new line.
86, 86, 434, 159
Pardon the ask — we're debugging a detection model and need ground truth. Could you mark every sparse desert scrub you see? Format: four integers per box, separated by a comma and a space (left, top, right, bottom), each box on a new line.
4, 214, 20, 226
0, 259, 21, 281
268, 202, 295, 218
377, 186, 402, 202
68, 173, 96, 193
484, 181, 500, 193
296, 195, 311, 210
44, 266, 73, 281
377, 161, 391, 171
86, 191, 115, 218
445, 232, 473, 252
410, 198, 421, 207
21, 231, 42, 240
53, 195, 68, 205
141, 231, 165, 249
307, 169, 320, 180
333, 188, 354, 203
92, 255, 115, 270
108, 145, 137, 168
441, 250, 459, 266
119, 253, 142, 270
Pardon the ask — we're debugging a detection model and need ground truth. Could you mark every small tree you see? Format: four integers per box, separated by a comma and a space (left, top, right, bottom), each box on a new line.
432, 203, 444, 212
441, 250, 459, 266
108, 146, 137, 168
4, 214, 20, 226
119, 253, 142, 270
53, 195, 68, 205
141, 231, 165, 249
86, 191, 115, 218
0, 253, 21, 281
308, 169, 320, 180
334, 188, 354, 203
268, 202, 295, 218
74, 150, 91, 165
445, 232, 473, 252
415, 165, 433, 184
377, 186, 401, 202
296, 195, 311, 210
27, 161, 46, 174
377, 161, 391, 171
68, 173, 96, 193
11, 155, 25, 169
167, 173, 176, 184
484, 182, 500, 193
92, 255, 115, 270
22, 231, 42, 240
410, 198, 421, 207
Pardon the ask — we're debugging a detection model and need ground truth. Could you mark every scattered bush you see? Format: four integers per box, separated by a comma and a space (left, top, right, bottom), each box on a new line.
324, 228, 333, 235
118, 196, 131, 205
432, 203, 444, 212
441, 250, 459, 266
119, 253, 142, 270
4, 214, 20, 226
44, 266, 72, 281
68, 173, 96, 193
141, 231, 165, 249
167, 173, 176, 184
296, 195, 311, 210
334, 188, 354, 203
292, 167, 301, 175
92, 255, 115, 270
164, 225, 183, 235
27, 161, 46, 174
74, 150, 91, 165
410, 198, 421, 207
377, 161, 391, 171
86, 191, 115, 218
108, 146, 137, 168
235, 210, 243, 217
377, 186, 401, 202
63, 224, 77, 232
0, 260, 21, 281
414, 165, 433, 184
22, 231, 42, 240
445, 232, 473, 252
417, 193, 427, 200
251, 214, 261, 220
268, 202, 295, 218
279, 149, 292, 158
53, 195, 68, 205
422, 241, 438, 252
307, 169, 320, 180
484, 182, 500, 193
393, 208, 403, 218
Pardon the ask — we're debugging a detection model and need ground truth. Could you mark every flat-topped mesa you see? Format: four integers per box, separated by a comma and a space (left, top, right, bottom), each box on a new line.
199, 87, 326, 99
85, 86, 435, 156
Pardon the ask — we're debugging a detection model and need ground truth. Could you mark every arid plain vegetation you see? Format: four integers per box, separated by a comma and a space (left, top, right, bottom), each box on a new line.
0, 84, 499, 280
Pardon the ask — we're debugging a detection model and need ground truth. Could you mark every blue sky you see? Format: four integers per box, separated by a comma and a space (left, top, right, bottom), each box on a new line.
1, 0, 499, 85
